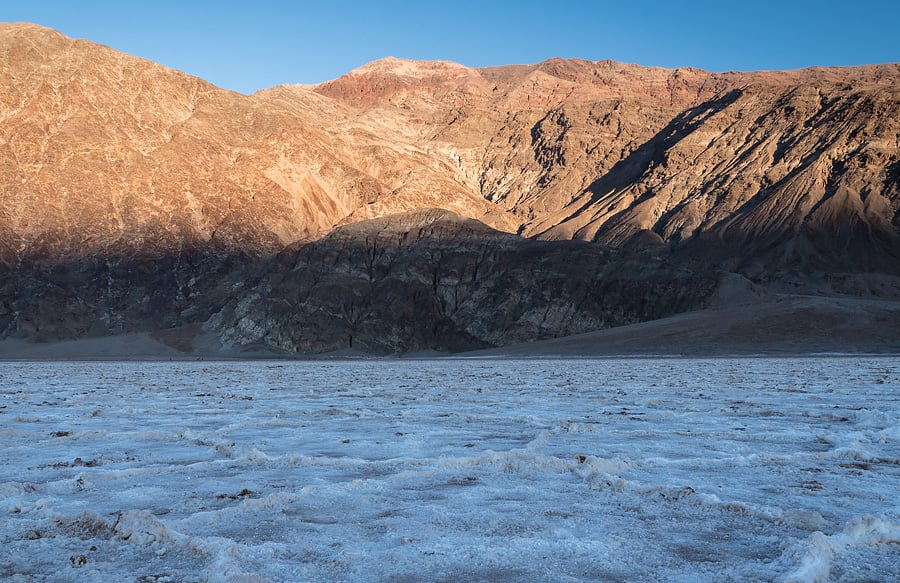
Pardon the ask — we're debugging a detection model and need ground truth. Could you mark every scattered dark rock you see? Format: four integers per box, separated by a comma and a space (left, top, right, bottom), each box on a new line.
216, 488, 255, 500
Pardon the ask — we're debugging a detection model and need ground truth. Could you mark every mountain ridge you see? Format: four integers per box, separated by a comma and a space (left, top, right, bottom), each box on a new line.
1, 23, 898, 354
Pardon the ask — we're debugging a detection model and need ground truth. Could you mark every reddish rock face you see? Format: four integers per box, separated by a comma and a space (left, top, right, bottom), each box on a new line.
311, 56, 900, 274
3, 24, 898, 268
0, 25, 512, 270
1, 23, 898, 352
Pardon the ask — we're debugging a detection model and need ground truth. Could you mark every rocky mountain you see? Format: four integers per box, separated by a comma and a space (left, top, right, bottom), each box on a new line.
1, 23, 898, 354
310, 57, 900, 269
0, 24, 513, 343
206, 209, 717, 354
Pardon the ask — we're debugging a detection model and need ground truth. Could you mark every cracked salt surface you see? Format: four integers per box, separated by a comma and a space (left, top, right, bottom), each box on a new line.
1, 357, 898, 582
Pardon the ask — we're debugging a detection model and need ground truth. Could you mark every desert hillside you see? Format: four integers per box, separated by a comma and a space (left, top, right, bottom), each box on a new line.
309, 56, 900, 273
1, 23, 898, 354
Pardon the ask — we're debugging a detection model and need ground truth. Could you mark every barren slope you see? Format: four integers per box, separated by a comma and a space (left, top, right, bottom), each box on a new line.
465, 295, 900, 357
1, 26, 343, 263
0, 24, 515, 270
311, 58, 900, 276
1, 23, 898, 353
0, 25, 517, 341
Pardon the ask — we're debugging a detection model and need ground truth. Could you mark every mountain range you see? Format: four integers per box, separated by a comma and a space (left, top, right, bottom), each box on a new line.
1, 23, 898, 356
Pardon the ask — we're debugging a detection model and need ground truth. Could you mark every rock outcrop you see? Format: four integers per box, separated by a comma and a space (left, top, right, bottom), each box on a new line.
206, 209, 717, 354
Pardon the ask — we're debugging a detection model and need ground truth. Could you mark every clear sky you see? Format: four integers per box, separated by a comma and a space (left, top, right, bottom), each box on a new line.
4, 1, 899, 95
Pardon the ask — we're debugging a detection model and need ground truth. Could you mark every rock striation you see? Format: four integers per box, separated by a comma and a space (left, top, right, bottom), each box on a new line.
310, 56, 900, 276
1, 23, 898, 353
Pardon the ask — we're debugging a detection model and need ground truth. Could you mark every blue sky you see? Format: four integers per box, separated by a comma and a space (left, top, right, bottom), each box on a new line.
4, 1, 899, 94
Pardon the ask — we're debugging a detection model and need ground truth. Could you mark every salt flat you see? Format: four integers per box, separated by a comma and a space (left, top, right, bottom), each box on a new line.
1, 358, 898, 582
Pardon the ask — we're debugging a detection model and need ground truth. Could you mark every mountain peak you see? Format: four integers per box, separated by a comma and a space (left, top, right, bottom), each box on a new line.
0, 21, 60, 34
347, 56, 473, 79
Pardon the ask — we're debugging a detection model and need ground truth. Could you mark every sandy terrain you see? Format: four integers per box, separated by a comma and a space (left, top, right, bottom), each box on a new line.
0, 295, 897, 360
0, 328, 277, 361
466, 295, 900, 357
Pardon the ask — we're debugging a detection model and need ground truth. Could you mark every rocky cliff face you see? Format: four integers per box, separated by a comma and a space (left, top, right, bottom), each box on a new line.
1, 25, 350, 263
1, 24, 898, 353
206, 209, 717, 354
0, 24, 515, 345
311, 57, 900, 274
0, 24, 515, 268
535, 84, 900, 270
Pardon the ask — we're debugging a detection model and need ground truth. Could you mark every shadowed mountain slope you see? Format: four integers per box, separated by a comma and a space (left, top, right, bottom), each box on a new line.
205, 209, 718, 354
